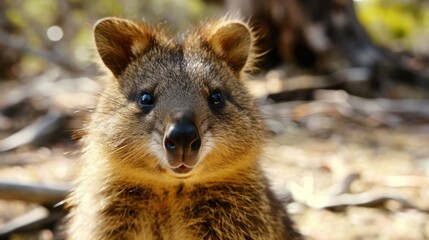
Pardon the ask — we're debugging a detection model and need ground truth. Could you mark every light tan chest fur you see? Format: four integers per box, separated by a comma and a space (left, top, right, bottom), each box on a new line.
67, 176, 290, 240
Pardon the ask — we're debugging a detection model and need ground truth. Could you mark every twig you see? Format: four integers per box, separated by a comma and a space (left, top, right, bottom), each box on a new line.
314, 89, 429, 126
323, 173, 360, 196
0, 207, 65, 238
289, 182, 428, 213
0, 111, 66, 153
262, 90, 429, 126
315, 89, 429, 117
0, 181, 69, 205
265, 67, 370, 102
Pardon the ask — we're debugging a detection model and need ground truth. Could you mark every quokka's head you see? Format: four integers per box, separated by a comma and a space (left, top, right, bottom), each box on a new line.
89, 17, 265, 182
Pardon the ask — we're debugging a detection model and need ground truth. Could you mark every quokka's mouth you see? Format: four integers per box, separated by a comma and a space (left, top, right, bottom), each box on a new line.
171, 164, 193, 174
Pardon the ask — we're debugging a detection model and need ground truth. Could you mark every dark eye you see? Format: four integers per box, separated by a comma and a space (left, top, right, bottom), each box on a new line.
209, 91, 225, 108
138, 92, 154, 113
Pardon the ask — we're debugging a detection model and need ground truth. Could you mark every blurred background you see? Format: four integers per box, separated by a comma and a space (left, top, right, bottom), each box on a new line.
0, 0, 428, 239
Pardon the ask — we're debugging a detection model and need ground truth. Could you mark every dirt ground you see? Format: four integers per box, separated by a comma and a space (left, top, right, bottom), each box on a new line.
265, 118, 429, 240
0, 77, 428, 240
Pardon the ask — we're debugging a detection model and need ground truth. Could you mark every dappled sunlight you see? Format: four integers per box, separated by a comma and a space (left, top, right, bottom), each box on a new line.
0, 0, 428, 239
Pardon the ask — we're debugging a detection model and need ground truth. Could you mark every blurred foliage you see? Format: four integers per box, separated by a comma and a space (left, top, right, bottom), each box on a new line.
356, 0, 429, 53
1, 0, 428, 80
0, 0, 220, 79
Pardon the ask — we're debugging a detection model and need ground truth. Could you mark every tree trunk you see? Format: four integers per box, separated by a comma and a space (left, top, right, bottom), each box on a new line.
225, 0, 429, 92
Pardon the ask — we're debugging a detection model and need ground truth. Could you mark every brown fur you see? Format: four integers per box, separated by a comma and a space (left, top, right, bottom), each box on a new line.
66, 17, 301, 240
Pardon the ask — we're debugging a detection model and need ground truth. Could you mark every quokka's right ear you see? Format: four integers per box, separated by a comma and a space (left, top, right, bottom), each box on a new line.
204, 20, 256, 77
93, 17, 154, 77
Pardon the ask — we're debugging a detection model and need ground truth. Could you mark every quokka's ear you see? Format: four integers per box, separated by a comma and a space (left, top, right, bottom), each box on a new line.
206, 21, 254, 76
93, 17, 154, 77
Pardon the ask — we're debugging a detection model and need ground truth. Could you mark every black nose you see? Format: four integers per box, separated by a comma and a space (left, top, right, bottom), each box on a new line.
164, 116, 201, 153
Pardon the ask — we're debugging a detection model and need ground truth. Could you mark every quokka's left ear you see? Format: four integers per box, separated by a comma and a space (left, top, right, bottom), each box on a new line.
204, 20, 256, 76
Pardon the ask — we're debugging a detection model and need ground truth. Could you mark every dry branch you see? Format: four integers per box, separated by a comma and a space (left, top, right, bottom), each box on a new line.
0, 111, 66, 153
314, 89, 429, 126
262, 89, 429, 127
265, 68, 370, 102
0, 207, 65, 238
323, 173, 360, 196
315, 90, 429, 116
289, 180, 428, 213
0, 181, 69, 205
